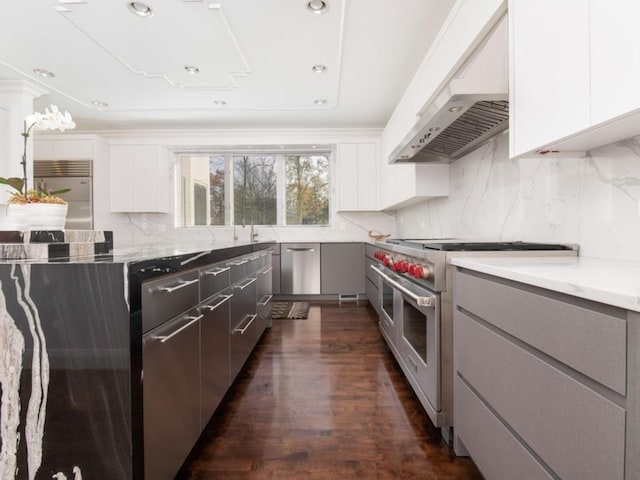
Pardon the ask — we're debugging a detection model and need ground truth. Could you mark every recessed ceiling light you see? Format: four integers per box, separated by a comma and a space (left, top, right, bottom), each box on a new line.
213, 100, 227, 106
311, 64, 327, 74
314, 99, 327, 106
54, 6, 71, 12
128, 2, 153, 17
184, 65, 200, 74
208, 2, 222, 9
449, 105, 464, 113
306, 0, 329, 14
92, 101, 109, 109
33, 68, 55, 78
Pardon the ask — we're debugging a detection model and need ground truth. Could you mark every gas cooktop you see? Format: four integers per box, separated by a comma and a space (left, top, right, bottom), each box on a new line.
385, 239, 575, 252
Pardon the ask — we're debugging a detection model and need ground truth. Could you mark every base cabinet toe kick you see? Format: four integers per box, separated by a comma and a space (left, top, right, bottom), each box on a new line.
453, 268, 639, 480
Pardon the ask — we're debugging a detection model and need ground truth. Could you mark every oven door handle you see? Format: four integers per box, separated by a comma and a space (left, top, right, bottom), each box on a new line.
371, 265, 435, 307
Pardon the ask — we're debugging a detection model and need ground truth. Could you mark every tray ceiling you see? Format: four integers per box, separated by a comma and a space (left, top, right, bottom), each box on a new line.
0, 0, 455, 130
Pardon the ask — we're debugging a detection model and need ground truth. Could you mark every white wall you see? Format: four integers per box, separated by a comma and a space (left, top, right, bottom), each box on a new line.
394, 130, 640, 261
84, 129, 397, 248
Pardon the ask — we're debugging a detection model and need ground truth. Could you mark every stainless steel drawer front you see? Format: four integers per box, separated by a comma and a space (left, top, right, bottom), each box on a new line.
200, 264, 230, 300
142, 270, 199, 333
143, 308, 201, 480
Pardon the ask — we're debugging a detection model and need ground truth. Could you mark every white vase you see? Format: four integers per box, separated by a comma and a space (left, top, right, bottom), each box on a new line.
7, 203, 68, 230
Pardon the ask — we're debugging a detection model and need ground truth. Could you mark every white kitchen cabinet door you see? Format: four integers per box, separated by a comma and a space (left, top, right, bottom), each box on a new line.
109, 144, 169, 213
336, 143, 378, 211
590, 0, 640, 126
509, 0, 590, 158
34, 139, 93, 160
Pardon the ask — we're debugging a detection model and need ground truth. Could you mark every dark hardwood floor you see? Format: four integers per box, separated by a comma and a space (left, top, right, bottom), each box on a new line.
177, 302, 483, 480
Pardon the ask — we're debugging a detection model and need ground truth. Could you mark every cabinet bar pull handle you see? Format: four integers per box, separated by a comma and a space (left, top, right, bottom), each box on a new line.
233, 277, 257, 290
159, 278, 198, 293
201, 294, 233, 311
156, 315, 202, 343
258, 294, 273, 307
204, 267, 230, 276
259, 266, 273, 275
228, 259, 249, 266
233, 314, 257, 334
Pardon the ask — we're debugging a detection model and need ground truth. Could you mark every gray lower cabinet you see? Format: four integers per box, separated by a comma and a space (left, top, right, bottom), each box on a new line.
320, 243, 364, 295
143, 307, 201, 480
199, 289, 232, 423
229, 256, 260, 379
453, 268, 639, 480
142, 248, 272, 480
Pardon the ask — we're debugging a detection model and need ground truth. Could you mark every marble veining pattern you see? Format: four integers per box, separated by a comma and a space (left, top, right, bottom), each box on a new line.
0, 277, 25, 479
10, 264, 50, 480
396, 131, 640, 261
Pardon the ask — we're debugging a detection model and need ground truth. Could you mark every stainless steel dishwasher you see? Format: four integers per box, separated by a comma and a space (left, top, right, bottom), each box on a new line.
281, 243, 320, 294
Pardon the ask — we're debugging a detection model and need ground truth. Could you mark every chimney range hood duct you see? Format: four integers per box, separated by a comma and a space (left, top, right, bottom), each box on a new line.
390, 15, 508, 163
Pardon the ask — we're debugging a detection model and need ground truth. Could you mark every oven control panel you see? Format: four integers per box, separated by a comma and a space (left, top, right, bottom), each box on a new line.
373, 250, 435, 282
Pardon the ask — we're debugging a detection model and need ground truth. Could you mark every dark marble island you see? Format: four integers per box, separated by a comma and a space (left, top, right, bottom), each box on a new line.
0, 239, 274, 480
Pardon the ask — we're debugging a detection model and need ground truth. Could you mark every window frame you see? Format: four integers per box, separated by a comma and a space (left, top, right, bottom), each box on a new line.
175, 148, 332, 228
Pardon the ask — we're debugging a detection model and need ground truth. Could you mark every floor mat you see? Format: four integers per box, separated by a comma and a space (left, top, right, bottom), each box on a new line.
271, 301, 310, 319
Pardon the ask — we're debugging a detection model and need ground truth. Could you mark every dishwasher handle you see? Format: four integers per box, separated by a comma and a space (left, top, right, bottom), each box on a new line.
286, 247, 315, 252
154, 314, 203, 343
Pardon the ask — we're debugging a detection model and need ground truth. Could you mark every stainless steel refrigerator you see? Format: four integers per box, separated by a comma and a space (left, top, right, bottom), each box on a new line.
34, 160, 93, 229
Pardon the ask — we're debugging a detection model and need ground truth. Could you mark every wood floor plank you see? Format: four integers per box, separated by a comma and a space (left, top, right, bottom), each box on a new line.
177, 303, 483, 480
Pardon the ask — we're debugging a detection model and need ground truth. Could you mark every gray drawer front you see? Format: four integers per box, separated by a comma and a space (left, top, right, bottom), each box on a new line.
456, 310, 625, 480
455, 377, 553, 480
364, 256, 377, 284
456, 270, 627, 395
142, 270, 199, 333
199, 263, 230, 300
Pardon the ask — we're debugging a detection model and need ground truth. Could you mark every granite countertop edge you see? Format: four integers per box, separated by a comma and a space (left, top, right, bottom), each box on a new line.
451, 256, 640, 313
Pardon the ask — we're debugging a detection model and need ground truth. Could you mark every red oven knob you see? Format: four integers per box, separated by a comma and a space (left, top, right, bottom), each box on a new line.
400, 261, 408, 273
392, 260, 402, 272
383, 256, 391, 267
407, 263, 416, 275
414, 265, 433, 280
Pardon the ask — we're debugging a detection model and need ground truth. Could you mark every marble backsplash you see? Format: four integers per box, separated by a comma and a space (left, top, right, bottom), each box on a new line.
395, 131, 640, 262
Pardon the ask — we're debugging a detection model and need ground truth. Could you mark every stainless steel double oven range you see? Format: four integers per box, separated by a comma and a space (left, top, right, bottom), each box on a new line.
369, 239, 578, 443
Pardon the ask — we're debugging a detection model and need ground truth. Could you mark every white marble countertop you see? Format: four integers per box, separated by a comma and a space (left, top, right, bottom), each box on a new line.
451, 256, 640, 313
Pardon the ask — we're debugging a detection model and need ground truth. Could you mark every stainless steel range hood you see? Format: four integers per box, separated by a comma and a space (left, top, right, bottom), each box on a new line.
390, 15, 508, 164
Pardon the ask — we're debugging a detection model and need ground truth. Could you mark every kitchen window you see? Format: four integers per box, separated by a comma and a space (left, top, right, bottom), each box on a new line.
178, 150, 330, 227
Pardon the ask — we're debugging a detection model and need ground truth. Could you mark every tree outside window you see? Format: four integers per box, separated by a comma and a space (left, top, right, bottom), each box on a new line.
179, 150, 330, 227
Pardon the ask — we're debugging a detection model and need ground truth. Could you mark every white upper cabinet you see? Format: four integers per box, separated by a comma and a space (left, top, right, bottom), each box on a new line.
109, 144, 170, 213
336, 143, 378, 211
509, 0, 590, 158
34, 138, 94, 160
589, 0, 640, 125
510, 0, 640, 157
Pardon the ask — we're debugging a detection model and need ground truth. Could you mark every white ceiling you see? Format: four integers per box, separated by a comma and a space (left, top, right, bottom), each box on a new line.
0, 0, 455, 131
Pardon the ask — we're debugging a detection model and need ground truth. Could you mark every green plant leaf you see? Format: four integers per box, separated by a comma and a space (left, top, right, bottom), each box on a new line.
50, 188, 71, 196
0, 177, 24, 193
